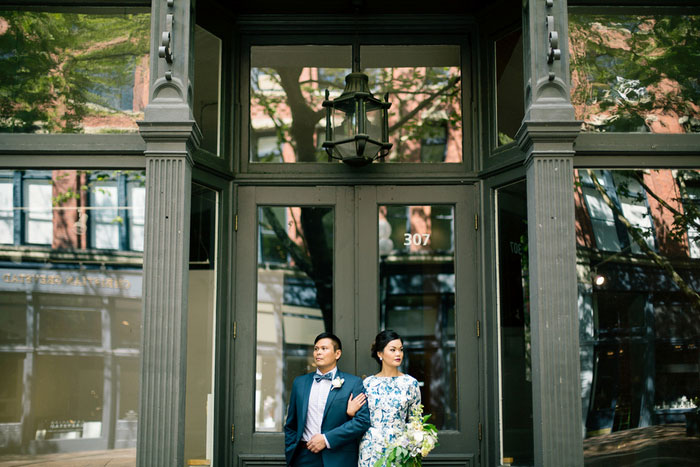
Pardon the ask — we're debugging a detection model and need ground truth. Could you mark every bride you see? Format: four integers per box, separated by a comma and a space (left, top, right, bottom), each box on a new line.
347, 330, 422, 467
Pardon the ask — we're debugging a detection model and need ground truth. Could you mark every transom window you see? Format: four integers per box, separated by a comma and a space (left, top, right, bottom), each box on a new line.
249, 44, 463, 164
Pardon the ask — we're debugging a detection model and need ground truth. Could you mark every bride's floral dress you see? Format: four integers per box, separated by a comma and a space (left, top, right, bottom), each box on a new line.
357, 374, 421, 467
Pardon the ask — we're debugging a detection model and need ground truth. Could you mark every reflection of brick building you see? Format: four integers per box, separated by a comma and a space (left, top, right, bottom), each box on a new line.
0, 170, 144, 454
573, 169, 700, 439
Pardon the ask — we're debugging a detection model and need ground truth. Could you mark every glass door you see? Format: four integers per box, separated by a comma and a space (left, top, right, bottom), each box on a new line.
356, 185, 479, 460
232, 184, 479, 464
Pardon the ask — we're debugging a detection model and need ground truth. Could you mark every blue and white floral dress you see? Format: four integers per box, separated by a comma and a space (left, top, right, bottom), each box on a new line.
357, 374, 421, 467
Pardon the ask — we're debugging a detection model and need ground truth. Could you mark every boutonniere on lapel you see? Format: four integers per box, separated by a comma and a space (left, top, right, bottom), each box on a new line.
331, 376, 344, 390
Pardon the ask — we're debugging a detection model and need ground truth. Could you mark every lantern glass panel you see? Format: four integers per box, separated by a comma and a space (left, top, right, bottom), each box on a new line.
366, 107, 383, 141
332, 105, 355, 142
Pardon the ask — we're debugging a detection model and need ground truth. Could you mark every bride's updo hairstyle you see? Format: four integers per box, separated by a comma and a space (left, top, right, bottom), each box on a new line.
371, 329, 402, 366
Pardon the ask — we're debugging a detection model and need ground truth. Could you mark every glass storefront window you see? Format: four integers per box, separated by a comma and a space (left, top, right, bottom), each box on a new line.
569, 14, 700, 134
185, 184, 218, 463
0, 11, 150, 134
496, 180, 533, 466
378, 204, 457, 429
495, 30, 524, 147
576, 169, 700, 464
255, 205, 334, 431
193, 26, 222, 156
249, 44, 463, 164
361, 45, 463, 163
250, 45, 351, 163
0, 169, 144, 462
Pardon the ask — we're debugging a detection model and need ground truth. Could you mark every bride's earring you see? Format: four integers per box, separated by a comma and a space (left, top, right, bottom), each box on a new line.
379, 356, 382, 361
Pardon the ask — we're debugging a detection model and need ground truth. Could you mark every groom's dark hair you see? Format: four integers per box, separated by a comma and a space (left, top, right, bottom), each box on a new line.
315, 332, 342, 352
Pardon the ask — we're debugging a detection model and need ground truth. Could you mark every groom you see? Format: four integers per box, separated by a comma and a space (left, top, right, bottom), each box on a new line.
284, 332, 370, 466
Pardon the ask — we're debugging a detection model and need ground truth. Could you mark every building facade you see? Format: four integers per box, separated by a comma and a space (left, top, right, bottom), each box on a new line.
0, 1, 699, 466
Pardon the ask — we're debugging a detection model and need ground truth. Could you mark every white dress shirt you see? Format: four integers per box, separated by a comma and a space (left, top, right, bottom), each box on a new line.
302, 367, 336, 448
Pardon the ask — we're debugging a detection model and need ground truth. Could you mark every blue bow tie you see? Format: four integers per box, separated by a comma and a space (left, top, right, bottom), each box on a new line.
314, 373, 333, 383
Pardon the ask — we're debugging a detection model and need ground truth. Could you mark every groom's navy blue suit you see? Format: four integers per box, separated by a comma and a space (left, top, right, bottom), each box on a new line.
284, 369, 370, 466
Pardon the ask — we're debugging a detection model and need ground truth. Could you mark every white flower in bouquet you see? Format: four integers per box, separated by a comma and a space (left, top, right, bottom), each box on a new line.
374, 405, 439, 467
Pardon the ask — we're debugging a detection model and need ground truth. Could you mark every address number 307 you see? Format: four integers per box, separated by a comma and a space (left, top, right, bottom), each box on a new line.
403, 233, 431, 246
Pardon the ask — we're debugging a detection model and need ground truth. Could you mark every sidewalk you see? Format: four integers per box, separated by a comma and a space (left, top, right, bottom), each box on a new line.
0, 448, 135, 467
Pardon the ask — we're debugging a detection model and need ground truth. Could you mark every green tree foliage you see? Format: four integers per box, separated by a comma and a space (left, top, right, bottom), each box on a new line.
0, 11, 149, 133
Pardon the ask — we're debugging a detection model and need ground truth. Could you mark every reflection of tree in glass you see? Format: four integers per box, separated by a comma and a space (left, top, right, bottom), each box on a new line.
0, 12, 149, 133
250, 64, 461, 162
260, 206, 334, 332
570, 15, 700, 133
584, 169, 700, 309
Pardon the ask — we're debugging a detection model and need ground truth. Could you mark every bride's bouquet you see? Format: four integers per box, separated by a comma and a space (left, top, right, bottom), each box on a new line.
374, 404, 439, 467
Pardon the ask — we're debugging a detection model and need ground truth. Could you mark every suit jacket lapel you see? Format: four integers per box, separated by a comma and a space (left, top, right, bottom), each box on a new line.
322, 370, 342, 421
299, 372, 314, 434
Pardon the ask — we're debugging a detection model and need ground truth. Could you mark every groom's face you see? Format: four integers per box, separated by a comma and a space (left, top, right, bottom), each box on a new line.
313, 338, 341, 373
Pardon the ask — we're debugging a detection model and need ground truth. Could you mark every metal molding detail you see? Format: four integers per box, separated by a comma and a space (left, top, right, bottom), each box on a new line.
137, 154, 193, 466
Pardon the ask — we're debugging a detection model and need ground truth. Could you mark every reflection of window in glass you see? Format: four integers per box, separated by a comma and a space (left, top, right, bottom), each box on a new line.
252, 133, 284, 163
0, 354, 24, 423
420, 121, 448, 162
24, 178, 53, 245
680, 174, 700, 258
569, 14, 700, 134
362, 45, 462, 163
255, 206, 333, 432
495, 29, 524, 147
128, 181, 145, 252
34, 356, 104, 431
379, 204, 457, 430
259, 207, 288, 264
577, 169, 700, 465
496, 180, 533, 466
91, 181, 120, 250
38, 295, 103, 345
193, 25, 221, 155
0, 172, 13, 244
250, 46, 351, 163
580, 170, 656, 253
0, 293, 26, 345
114, 298, 142, 348
0, 10, 150, 134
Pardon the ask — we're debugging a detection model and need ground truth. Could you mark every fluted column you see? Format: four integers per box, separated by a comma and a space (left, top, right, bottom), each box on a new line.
518, 0, 583, 464
137, 122, 199, 467
137, 0, 199, 464
519, 121, 582, 465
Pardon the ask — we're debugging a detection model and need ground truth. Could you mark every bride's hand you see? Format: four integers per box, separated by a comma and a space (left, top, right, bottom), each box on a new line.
346, 392, 367, 417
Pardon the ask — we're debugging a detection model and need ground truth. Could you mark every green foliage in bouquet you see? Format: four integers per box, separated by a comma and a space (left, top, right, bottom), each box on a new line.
374, 404, 438, 467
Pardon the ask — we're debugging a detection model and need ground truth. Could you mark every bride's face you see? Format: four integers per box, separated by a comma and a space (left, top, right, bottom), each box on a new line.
378, 339, 404, 369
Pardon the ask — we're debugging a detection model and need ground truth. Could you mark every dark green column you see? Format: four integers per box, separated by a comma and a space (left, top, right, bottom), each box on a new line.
137, 0, 200, 465
518, 0, 583, 464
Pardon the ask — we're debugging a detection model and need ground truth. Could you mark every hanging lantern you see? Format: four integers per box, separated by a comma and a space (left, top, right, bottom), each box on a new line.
322, 72, 392, 167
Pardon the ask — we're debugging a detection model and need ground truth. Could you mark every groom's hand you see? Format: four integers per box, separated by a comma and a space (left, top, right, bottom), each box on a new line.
307, 434, 327, 453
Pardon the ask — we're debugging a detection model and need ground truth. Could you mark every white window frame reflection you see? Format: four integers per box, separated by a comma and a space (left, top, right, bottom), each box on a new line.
0, 173, 13, 244
580, 170, 657, 254
128, 182, 145, 252
24, 179, 53, 245
90, 181, 120, 250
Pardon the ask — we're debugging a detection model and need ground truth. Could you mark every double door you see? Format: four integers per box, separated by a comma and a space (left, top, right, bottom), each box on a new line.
232, 184, 479, 465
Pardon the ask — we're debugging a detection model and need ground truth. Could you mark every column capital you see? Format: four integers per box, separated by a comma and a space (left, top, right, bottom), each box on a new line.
137, 120, 202, 164
517, 120, 581, 162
